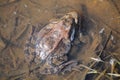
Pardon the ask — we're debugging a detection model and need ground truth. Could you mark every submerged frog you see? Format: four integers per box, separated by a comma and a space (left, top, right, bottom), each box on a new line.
24, 11, 80, 74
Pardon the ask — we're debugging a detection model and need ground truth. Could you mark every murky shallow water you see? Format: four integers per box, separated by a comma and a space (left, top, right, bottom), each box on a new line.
0, 0, 120, 80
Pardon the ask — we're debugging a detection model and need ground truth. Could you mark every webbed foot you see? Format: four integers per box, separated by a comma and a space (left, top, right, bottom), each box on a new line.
58, 60, 81, 74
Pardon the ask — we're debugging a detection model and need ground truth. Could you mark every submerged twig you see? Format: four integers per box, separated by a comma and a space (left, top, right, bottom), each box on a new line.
0, 0, 21, 7
98, 31, 112, 56
29, 0, 41, 6
96, 69, 107, 80
107, 73, 120, 77
88, 16, 120, 37
0, 33, 21, 53
90, 57, 104, 62
8, 72, 26, 80
110, 0, 120, 14
9, 48, 17, 68
13, 24, 30, 41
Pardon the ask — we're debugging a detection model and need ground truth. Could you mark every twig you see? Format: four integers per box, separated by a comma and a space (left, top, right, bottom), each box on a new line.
0, 33, 21, 53
0, 0, 20, 7
86, 16, 120, 37
110, 0, 120, 14
29, 0, 41, 6
95, 69, 107, 80
13, 24, 29, 41
98, 31, 112, 56
8, 72, 26, 80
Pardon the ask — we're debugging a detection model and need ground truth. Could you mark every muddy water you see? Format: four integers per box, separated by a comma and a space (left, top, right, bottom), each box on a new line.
0, 0, 120, 80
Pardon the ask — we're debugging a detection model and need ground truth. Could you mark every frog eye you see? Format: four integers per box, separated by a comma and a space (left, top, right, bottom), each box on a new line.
66, 17, 73, 22
63, 18, 74, 28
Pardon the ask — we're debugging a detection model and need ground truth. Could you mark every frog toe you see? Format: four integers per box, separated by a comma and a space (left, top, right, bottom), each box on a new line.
60, 60, 78, 74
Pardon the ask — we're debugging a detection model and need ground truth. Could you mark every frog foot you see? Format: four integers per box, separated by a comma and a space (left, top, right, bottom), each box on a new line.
58, 60, 81, 74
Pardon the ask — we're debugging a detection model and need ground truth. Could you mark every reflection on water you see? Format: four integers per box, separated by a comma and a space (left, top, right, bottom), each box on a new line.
0, 0, 120, 80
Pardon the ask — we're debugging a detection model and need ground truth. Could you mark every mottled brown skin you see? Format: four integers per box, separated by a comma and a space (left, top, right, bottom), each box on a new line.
24, 12, 79, 74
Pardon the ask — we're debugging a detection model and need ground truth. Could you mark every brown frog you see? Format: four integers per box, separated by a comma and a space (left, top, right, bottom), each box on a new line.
24, 11, 80, 74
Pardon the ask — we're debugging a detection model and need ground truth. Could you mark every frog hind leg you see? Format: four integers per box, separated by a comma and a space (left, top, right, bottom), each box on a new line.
58, 60, 80, 74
